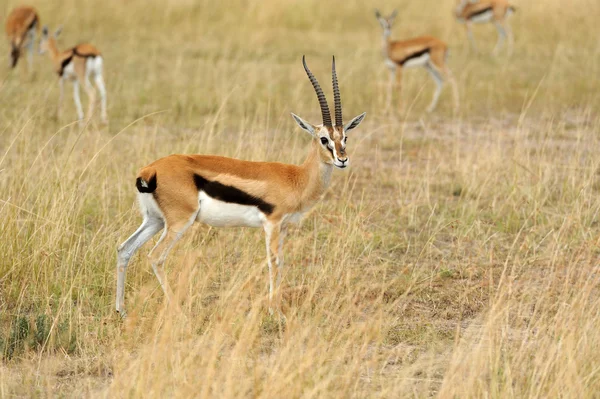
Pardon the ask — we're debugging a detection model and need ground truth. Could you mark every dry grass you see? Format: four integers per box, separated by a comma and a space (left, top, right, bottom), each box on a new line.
1, 0, 600, 397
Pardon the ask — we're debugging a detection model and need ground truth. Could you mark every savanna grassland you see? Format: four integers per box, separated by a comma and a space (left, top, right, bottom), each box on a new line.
1, 0, 600, 397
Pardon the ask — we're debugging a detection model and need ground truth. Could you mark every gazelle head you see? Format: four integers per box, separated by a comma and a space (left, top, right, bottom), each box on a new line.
39, 25, 62, 55
292, 56, 366, 169
374, 9, 398, 39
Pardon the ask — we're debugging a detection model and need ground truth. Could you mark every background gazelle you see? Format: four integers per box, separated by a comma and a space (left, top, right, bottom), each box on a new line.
455, 0, 516, 55
375, 9, 459, 113
5, 6, 39, 71
39, 26, 108, 125
115, 56, 366, 316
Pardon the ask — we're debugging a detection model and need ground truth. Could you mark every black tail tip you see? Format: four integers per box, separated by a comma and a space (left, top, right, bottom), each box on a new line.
136, 175, 157, 193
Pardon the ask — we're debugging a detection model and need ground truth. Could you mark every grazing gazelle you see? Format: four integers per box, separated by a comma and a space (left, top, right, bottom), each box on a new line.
39, 26, 108, 125
5, 6, 40, 71
115, 56, 366, 316
455, 0, 516, 55
375, 9, 459, 113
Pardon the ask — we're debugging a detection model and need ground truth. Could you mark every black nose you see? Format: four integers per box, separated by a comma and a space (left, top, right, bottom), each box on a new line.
339, 158, 347, 163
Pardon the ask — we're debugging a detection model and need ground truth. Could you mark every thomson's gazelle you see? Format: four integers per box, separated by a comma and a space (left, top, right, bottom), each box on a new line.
5, 6, 39, 71
39, 26, 108, 125
115, 56, 366, 316
455, 0, 516, 55
375, 10, 459, 113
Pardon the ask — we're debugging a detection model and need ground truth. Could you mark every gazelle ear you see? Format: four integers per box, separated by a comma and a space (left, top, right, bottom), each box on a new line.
54, 26, 63, 37
374, 9, 382, 19
291, 113, 316, 137
389, 9, 398, 21
344, 112, 366, 133
42, 25, 49, 36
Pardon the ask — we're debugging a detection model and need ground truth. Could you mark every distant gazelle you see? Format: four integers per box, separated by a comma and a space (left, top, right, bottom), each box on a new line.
5, 6, 40, 71
375, 9, 459, 113
39, 26, 108, 125
455, 0, 516, 55
115, 56, 366, 316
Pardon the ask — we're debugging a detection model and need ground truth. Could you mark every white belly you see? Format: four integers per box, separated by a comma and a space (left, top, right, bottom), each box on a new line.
63, 62, 76, 79
403, 52, 430, 68
197, 192, 266, 228
471, 10, 494, 23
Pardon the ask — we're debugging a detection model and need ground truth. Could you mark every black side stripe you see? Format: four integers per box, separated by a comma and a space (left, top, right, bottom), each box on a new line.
398, 48, 430, 66
193, 174, 275, 215
468, 6, 494, 19
58, 55, 73, 77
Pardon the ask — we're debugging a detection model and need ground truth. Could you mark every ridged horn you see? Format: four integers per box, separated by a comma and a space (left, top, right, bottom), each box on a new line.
302, 55, 332, 127
332, 56, 342, 127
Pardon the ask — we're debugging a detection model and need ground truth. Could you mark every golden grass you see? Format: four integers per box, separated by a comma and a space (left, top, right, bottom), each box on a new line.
1, 0, 600, 397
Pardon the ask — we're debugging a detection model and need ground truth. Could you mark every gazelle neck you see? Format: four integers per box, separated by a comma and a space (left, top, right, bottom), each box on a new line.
46, 38, 62, 67
381, 29, 392, 56
300, 139, 334, 204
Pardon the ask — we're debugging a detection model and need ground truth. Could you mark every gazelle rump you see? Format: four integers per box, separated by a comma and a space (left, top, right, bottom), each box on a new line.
39, 26, 108, 125
375, 9, 459, 113
455, 0, 516, 55
115, 56, 366, 316
5, 6, 39, 71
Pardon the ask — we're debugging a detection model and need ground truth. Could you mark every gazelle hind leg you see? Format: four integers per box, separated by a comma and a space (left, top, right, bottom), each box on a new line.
442, 64, 460, 112
493, 21, 507, 56
94, 60, 108, 123
72, 80, 84, 124
148, 211, 198, 306
425, 63, 444, 113
83, 72, 97, 121
116, 218, 164, 314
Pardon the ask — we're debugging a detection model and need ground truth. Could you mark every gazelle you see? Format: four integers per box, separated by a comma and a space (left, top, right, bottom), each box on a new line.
455, 0, 516, 55
375, 9, 459, 113
115, 56, 366, 316
5, 6, 39, 71
39, 26, 108, 125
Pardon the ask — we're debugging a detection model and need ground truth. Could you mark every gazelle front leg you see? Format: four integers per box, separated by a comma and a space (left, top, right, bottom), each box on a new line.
57, 77, 64, 120
264, 220, 284, 315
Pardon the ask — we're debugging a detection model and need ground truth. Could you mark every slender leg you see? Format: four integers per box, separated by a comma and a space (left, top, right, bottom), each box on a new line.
57, 78, 64, 120
425, 63, 444, 113
26, 36, 34, 74
493, 21, 507, 56
506, 22, 514, 56
385, 66, 396, 112
276, 225, 287, 291
73, 80, 84, 123
394, 67, 403, 112
83, 73, 97, 121
148, 213, 198, 305
442, 65, 460, 112
116, 218, 164, 314
466, 22, 478, 53
94, 73, 108, 123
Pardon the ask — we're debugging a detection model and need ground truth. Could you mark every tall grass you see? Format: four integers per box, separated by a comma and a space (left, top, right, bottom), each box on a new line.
1, 0, 599, 396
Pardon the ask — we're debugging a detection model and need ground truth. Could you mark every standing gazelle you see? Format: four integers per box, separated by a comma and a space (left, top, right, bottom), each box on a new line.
39, 26, 108, 125
5, 6, 39, 71
375, 9, 459, 113
455, 0, 516, 55
115, 56, 366, 316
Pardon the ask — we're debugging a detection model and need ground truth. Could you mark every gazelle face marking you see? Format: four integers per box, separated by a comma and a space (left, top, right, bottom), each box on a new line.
375, 9, 398, 38
318, 126, 348, 168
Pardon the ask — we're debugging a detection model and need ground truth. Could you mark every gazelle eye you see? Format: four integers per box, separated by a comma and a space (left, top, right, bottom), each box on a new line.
344, 137, 347, 143
320, 137, 328, 145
